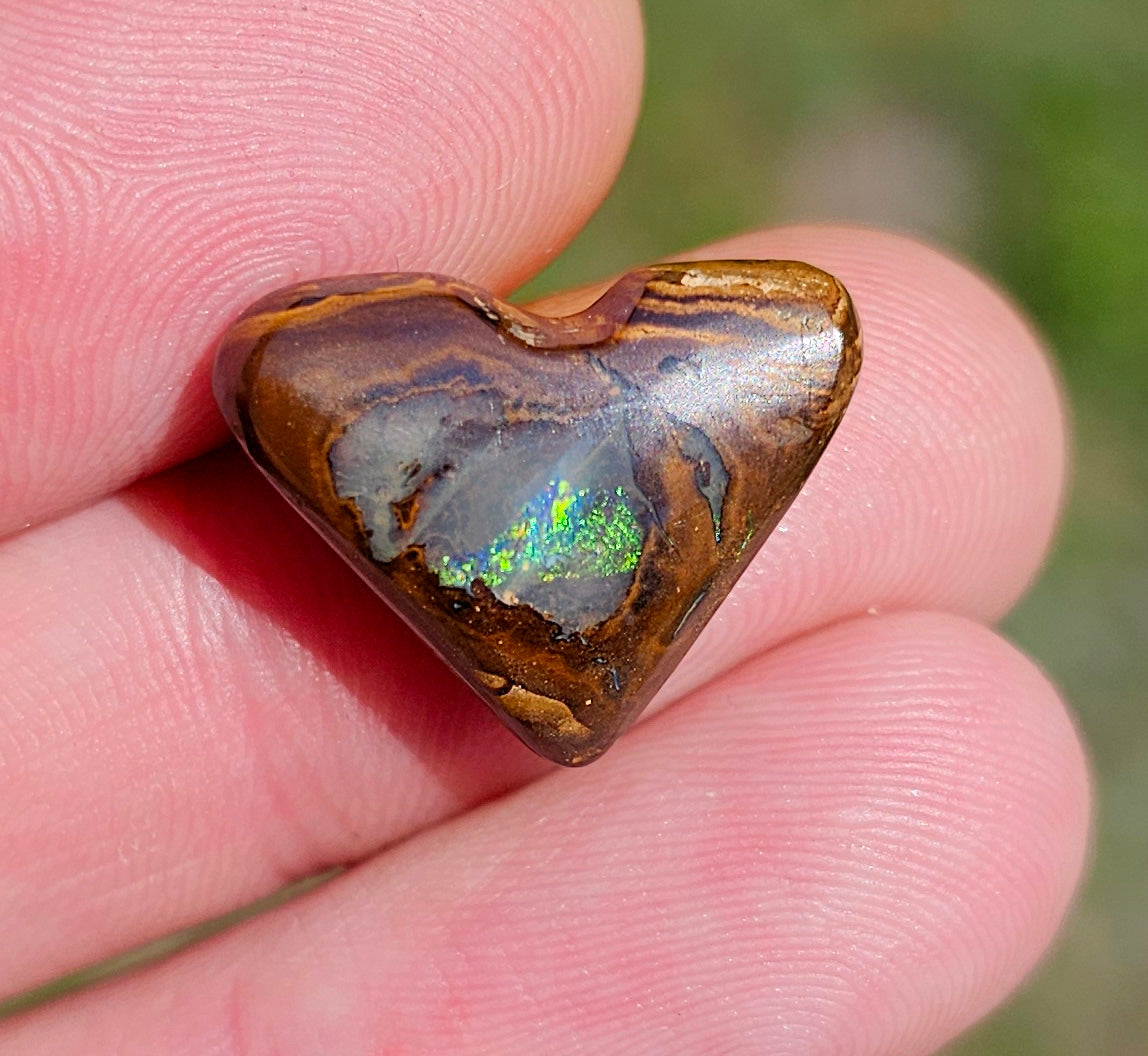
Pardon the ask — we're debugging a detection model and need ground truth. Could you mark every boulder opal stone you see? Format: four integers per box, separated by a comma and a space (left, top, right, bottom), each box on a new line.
214, 261, 861, 765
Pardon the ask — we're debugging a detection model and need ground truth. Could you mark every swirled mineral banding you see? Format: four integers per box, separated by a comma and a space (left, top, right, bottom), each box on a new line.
213, 260, 862, 764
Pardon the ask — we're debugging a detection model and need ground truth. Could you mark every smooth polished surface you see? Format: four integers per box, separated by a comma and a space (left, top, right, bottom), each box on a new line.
214, 262, 861, 764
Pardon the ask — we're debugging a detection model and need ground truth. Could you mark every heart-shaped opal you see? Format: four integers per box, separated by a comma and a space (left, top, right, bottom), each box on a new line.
214, 261, 861, 764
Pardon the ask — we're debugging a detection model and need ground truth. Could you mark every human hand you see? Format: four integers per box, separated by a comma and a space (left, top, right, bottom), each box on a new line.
0, 1, 1088, 1052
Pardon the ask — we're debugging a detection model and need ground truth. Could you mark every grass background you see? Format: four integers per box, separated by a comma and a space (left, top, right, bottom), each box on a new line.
520, 1, 1148, 1051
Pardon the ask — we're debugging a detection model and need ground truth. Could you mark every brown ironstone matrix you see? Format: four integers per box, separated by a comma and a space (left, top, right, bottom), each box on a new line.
214, 261, 861, 764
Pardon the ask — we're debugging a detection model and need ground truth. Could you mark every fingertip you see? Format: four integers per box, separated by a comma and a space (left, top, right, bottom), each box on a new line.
650, 226, 1070, 702
605, 609, 1091, 1053
833, 226, 1068, 614
1, 0, 645, 532
713, 227, 1069, 606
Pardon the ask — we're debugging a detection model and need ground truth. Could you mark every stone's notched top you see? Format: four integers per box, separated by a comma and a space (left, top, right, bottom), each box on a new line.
214, 261, 862, 765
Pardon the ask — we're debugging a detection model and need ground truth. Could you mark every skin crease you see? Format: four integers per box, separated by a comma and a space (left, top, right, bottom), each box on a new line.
0, 2, 1088, 1054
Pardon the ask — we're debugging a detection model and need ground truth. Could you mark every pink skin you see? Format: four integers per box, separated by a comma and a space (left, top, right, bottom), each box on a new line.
0, 1, 1087, 1053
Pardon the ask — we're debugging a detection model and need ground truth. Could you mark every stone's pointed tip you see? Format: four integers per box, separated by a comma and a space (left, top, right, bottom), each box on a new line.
214, 261, 860, 765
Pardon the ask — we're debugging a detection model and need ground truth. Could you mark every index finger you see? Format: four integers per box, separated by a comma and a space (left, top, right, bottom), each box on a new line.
0, 0, 645, 534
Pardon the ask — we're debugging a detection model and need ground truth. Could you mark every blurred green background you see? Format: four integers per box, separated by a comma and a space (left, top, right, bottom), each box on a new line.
525, 1, 1148, 1052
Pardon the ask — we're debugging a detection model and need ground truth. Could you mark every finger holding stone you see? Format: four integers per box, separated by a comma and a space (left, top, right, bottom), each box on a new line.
0, 228, 1067, 998
0, 449, 532, 999
0, 0, 644, 535
0, 612, 1090, 1055
654, 225, 1066, 702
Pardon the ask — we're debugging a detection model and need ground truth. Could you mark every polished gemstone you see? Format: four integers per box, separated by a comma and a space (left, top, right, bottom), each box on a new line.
213, 261, 862, 764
